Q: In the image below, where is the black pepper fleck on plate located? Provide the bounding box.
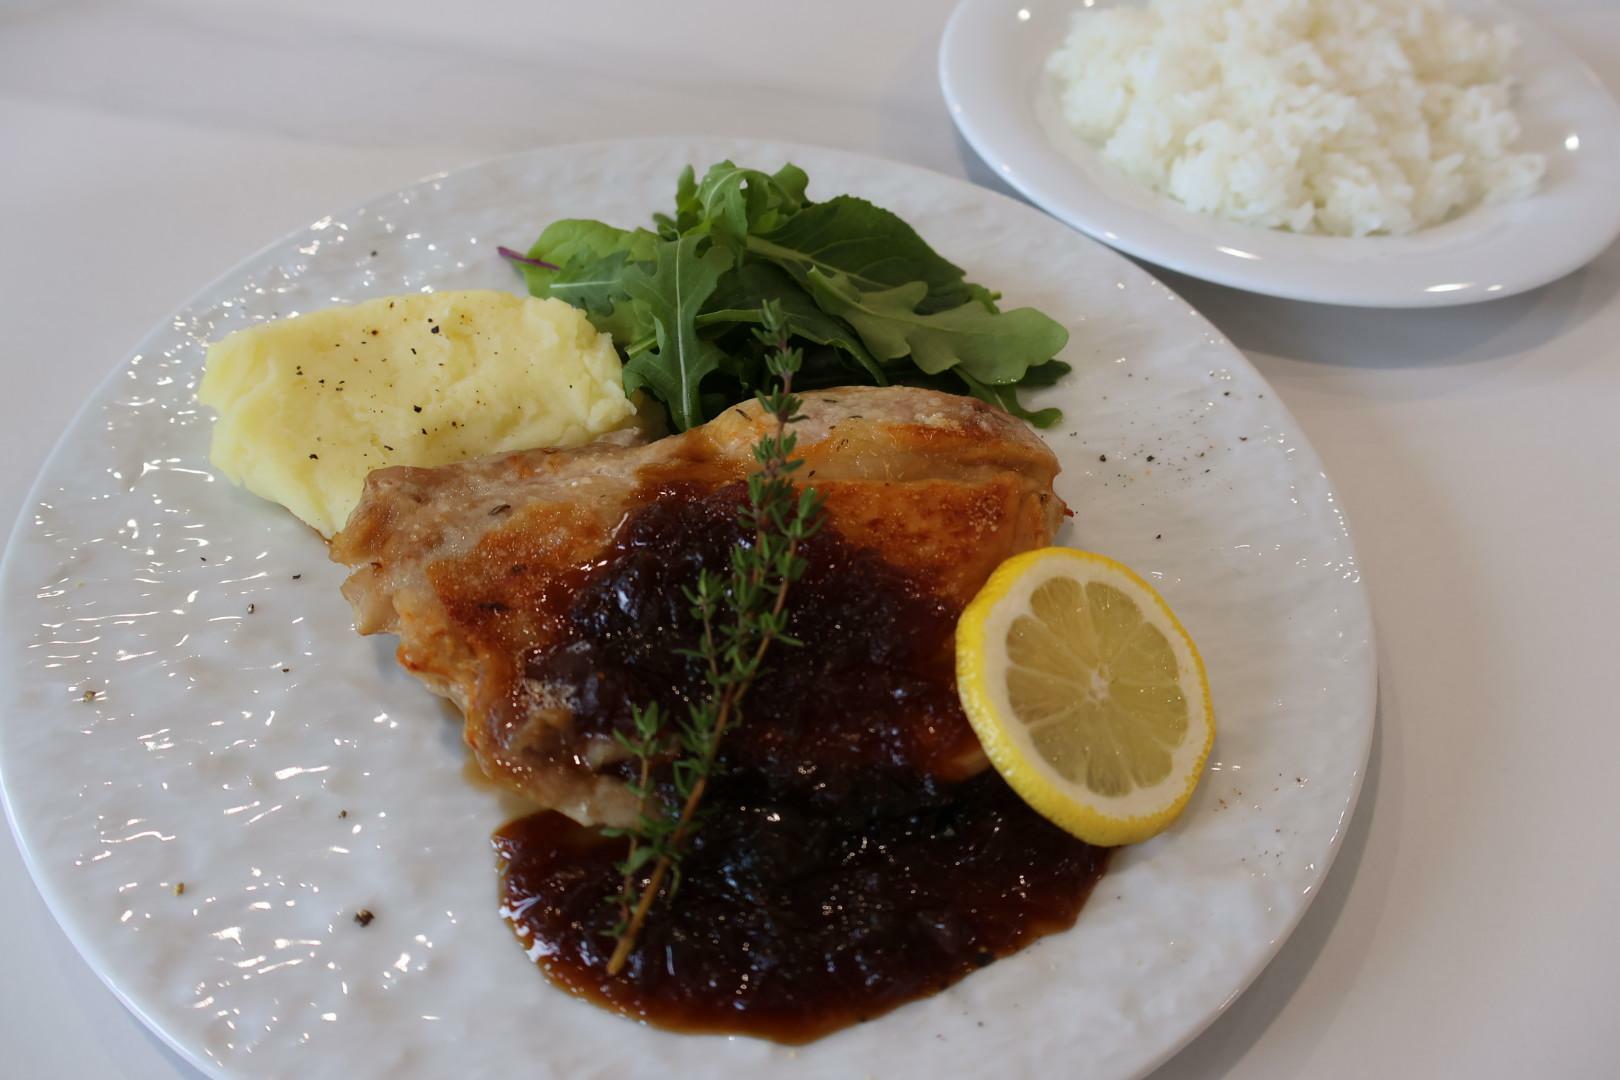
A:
[354,908,375,927]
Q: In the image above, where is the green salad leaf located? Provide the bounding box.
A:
[745,195,976,313]
[689,162,809,250]
[509,160,1071,430]
[802,269,1069,383]
[701,261,884,382]
[515,219,657,293]
[955,370,1063,428]
[619,235,730,431]
[549,252,653,352]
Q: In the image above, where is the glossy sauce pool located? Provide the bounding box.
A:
[496,483,1108,1042]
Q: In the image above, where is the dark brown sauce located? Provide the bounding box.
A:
[496,773,1108,1042]
[496,483,1108,1042]
[521,481,979,787]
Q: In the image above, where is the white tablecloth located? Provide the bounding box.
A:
[3,1,1617,1076]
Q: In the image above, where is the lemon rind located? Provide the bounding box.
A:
[956,548,1215,847]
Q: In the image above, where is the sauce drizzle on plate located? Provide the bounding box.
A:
[496,483,1107,1041]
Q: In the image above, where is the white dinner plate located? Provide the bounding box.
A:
[940,0,1620,307]
[0,138,1373,1079]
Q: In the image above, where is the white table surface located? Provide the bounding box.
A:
[2,1,1617,1076]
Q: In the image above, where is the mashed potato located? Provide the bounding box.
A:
[1047,0,1546,236]
[197,290,640,536]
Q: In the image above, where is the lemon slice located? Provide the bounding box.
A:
[955,548,1214,846]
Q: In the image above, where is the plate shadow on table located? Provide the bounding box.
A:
[952,131,1620,375]
[953,132,1028,204]
[1158,259,1620,374]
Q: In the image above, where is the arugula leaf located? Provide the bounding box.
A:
[653,165,700,238]
[686,162,811,254]
[699,261,883,382]
[746,195,979,313]
[546,251,654,350]
[547,251,631,313]
[508,160,1074,429]
[954,369,1063,428]
[771,164,809,204]
[1017,358,1073,387]
[968,283,1002,312]
[803,268,1069,385]
[521,219,657,294]
[620,236,730,430]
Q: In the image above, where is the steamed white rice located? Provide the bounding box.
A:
[1047,0,1546,236]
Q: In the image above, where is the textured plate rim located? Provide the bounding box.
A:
[0,136,1377,1080]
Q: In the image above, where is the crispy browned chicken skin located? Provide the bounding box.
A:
[330,386,1063,825]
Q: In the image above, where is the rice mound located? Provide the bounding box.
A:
[1047,0,1546,236]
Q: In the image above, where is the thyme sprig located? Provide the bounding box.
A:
[601,702,673,937]
[604,300,824,975]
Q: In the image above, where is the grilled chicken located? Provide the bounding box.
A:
[330,386,1064,826]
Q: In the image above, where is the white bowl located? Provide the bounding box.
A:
[940,0,1620,307]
